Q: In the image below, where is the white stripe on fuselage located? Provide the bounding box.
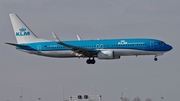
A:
[18,49,166,58]
[99,49,165,56]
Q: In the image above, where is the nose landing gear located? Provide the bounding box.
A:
[154,57,158,61]
[154,56,158,61]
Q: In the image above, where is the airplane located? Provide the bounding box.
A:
[6,13,173,64]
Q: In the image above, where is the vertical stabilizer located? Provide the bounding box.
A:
[9,14,44,44]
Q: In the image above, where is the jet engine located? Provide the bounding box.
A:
[97,51,120,59]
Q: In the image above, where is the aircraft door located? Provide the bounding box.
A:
[100,44,104,49]
[150,41,154,49]
[96,44,99,49]
[37,45,41,52]
[96,44,104,49]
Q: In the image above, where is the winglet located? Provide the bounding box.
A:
[76,35,82,41]
[52,32,61,43]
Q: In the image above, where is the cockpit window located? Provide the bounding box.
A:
[159,42,165,45]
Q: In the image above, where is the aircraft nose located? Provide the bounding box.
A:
[166,44,173,51]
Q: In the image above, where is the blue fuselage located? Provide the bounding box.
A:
[16,38,172,58]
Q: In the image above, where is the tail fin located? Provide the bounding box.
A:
[9,14,45,44]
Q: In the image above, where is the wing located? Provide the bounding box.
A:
[52,32,98,57]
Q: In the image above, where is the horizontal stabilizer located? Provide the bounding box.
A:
[5,42,28,47]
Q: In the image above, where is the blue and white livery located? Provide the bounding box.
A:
[6,14,173,64]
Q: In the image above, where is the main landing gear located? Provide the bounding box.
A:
[86,57,96,64]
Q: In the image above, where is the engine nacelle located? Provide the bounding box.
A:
[97,51,120,59]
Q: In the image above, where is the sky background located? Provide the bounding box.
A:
[0,0,180,101]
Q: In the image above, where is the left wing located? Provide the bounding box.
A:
[52,32,98,57]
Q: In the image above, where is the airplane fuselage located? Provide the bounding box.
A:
[16,38,172,59]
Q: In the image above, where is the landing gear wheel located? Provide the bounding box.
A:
[154,58,158,61]
[86,59,91,64]
[91,59,95,64]
[86,58,96,64]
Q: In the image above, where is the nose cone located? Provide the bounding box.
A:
[166,44,173,51]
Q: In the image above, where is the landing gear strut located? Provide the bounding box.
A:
[86,57,96,64]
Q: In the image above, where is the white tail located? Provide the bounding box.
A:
[9,14,47,44]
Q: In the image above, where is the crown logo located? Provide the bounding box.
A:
[118,40,128,45]
[19,27,26,32]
